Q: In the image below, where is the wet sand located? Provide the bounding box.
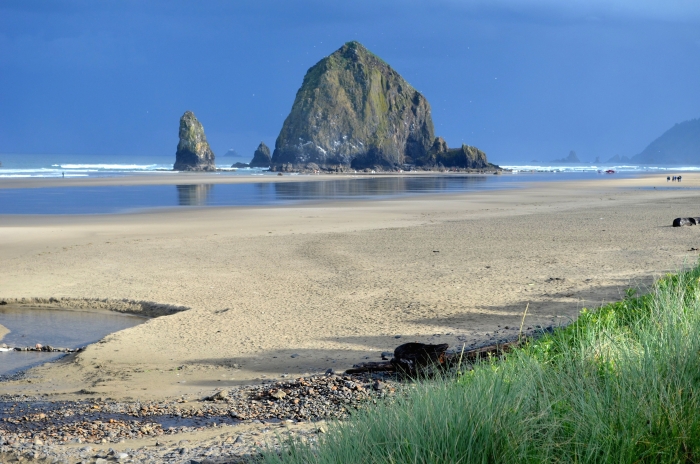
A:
[0,173,699,401]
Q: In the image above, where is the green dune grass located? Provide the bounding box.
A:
[261,263,700,463]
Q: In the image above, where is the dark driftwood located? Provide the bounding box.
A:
[345,362,395,374]
[673,217,700,227]
[447,340,521,363]
[392,342,449,376]
[345,340,522,375]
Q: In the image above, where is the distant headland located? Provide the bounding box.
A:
[630,118,700,165]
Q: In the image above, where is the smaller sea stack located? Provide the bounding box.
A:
[174,111,216,171]
[249,142,272,168]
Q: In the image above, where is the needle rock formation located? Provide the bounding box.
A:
[174,111,216,171]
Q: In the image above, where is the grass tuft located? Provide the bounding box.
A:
[261,264,700,463]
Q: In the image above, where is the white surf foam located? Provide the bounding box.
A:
[503,164,700,173]
[55,164,164,170]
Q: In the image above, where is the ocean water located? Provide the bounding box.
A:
[500,163,700,173]
[1,153,698,179]
[1,154,698,214]
[0,153,266,178]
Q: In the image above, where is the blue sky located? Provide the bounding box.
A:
[1,0,699,163]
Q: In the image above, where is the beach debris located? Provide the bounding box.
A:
[347,342,449,377]
[5,345,83,353]
[392,342,449,376]
[346,337,537,376]
[673,217,700,227]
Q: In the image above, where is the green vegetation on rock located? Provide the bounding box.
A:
[174,111,216,171]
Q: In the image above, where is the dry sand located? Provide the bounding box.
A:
[1,173,699,401]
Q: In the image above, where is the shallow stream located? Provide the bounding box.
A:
[0,306,146,377]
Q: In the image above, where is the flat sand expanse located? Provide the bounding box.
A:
[1,173,699,401]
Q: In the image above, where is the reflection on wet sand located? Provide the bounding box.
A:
[177,184,213,206]
[0,175,531,214]
[272,176,488,199]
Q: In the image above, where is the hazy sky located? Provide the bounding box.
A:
[1,0,699,163]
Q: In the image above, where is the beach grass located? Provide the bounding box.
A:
[260,263,700,463]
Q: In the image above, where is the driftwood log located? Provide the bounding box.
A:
[345,340,522,376]
[392,342,449,376]
[673,217,700,227]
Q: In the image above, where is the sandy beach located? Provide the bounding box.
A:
[1,173,699,401]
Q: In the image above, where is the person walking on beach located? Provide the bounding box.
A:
[678,175,682,182]
[62,172,64,178]
[667,176,670,181]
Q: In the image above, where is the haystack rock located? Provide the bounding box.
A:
[249,142,272,168]
[174,111,216,171]
[271,41,436,171]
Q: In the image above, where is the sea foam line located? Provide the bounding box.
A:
[53,163,166,170]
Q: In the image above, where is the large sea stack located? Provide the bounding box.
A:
[249,142,272,167]
[271,41,436,171]
[174,111,216,171]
